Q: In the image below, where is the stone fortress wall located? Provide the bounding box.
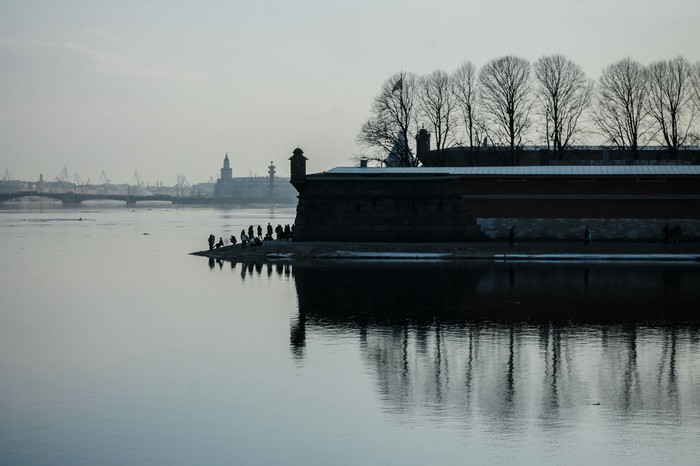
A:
[289,148,700,242]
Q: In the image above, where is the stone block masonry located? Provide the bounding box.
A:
[478,218,700,241]
[289,148,700,242]
[293,178,485,242]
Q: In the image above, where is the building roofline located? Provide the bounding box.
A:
[319,166,700,178]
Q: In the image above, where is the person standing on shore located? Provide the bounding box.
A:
[208,234,215,250]
[672,225,682,244]
[584,226,593,245]
[663,223,672,242]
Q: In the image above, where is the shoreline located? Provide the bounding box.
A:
[190,240,700,262]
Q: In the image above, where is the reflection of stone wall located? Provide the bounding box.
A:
[293,262,700,323]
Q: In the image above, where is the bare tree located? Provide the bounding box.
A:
[453,61,482,151]
[646,56,697,155]
[688,62,700,143]
[357,71,419,166]
[417,69,458,165]
[534,55,593,154]
[478,56,533,165]
[594,58,652,154]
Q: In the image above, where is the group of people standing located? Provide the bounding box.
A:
[207,222,295,250]
[663,223,683,244]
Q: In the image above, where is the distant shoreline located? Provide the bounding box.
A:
[191,240,700,263]
[171,198,296,206]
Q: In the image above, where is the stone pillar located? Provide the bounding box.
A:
[268,161,276,194]
[290,148,307,187]
[61,192,77,205]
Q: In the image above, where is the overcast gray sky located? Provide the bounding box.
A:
[1,0,699,184]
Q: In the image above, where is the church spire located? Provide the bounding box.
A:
[221,153,232,180]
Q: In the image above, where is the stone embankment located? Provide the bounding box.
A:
[191,241,700,262]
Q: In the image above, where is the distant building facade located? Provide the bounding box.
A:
[213,154,297,204]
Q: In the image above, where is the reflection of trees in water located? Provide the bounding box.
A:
[353,322,699,425]
[288,261,700,422]
[213,261,292,280]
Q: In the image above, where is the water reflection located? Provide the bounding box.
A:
[219,260,700,422]
[206,258,292,278]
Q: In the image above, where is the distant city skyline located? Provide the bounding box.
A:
[2,0,699,184]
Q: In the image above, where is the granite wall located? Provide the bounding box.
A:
[477,218,700,241]
[293,178,484,242]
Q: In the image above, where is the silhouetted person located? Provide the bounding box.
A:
[208,234,215,250]
[508,225,517,246]
[672,225,682,244]
[257,225,263,238]
[663,223,671,242]
[275,224,283,240]
[215,237,224,249]
[240,230,249,246]
[284,224,291,241]
[267,222,273,238]
[230,235,237,245]
[584,226,593,245]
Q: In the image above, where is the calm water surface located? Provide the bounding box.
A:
[1,203,699,465]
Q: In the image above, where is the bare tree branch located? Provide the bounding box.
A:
[356,71,420,166]
[534,54,593,154]
[593,58,653,154]
[417,69,458,165]
[452,61,483,152]
[477,56,533,165]
[646,56,698,155]
[692,62,700,110]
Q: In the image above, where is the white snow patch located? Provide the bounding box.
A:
[266,253,296,260]
[495,253,700,262]
[318,251,452,260]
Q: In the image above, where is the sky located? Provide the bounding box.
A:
[1,0,699,185]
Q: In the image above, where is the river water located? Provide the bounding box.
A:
[1,203,699,465]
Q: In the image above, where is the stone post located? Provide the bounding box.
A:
[290,148,307,188]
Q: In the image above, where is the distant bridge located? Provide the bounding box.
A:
[0,191,176,205]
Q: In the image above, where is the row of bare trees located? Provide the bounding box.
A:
[357,55,700,166]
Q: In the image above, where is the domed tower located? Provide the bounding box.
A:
[220,153,232,180]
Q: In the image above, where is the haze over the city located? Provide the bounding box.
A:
[2,0,699,185]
